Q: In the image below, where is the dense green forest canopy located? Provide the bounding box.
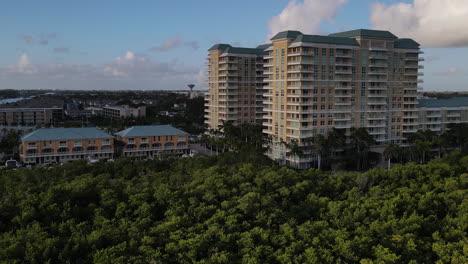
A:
[0,150,466,263]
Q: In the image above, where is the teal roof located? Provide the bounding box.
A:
[21,127,113,142]
[329,29,397,39]
[418,97,468,108]
[293,34,359,46]
[271,30,303,40]
[394,38,420,49]
[208,44,265,55]
[208,44,231,51]
[116,125,189,137]
[256,43,272,50]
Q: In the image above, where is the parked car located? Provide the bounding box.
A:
[5,160,19,169]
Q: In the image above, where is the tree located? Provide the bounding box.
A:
[304,134,329,170]
[412,139,432,164]
[383,143,401,170]
[284,139,304,168]
[327,128,346,161]
[350,128,375,170]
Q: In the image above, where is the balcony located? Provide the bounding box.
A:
[369,63,388,68]
[335,52,352,58]
[334,86,352,90]
[335,102,352,106]
[334,124,352,129]
[335,94,352,98]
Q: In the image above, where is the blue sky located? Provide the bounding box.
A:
[0,0,467,91]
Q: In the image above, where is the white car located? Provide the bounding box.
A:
[5,160,19,169]
[87,156,99,164]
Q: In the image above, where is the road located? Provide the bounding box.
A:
[190,144,219,157]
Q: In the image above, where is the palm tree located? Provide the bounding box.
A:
[383,143,401,170]
[327,128,346,161]
[305,134,329,170]
[218,120,235,137]
[413,139,431,164]
[350,128,376,170]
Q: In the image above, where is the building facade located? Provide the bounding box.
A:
[116,125,189,158]
[418,97,468,132]
[20,127,114,165]
[260,29,423,168]
[0,107,63,126]
[102,105,146,119]
[204,44,267,129]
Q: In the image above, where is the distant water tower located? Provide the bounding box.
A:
[187,84,195,99]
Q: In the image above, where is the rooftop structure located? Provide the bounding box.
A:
[22,127,113,141]
[116,125,190,158]
[20,127,114,165]
[116,125,189,137]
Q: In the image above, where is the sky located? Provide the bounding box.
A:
[0,0,467,91]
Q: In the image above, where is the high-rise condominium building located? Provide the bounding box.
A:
[204,44,268,129]
[262,29,423,168]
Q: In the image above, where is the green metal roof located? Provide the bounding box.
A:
[270,30,303,40]
[418,97,468,108]
[116,125,189,137]
[329,29,397,39]
[293,34,359,46]
[208,44,265,55]
[256,43,272,50]
[394,38,420,49]
[208,44,231,51]
[21,127,113,142]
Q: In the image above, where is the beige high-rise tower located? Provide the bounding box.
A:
[204,44,267,129]
[262,29,423,168]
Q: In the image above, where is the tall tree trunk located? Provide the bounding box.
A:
[318,155,321,170]
[388,158,391,170]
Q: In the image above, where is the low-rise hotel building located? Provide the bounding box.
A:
[116,125,189,158]
[0,107,63,126]
[102,105,146,119]
[418,97,468,132]
[20,127,114,165]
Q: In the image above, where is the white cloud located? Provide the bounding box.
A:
[150,35,200,52]
[433,67,462,76]
[267,0,347,39]
[0,51,199,85]
[6,53,37,74]
[19,35,34,45]
[53,46,70,53]
[370,0,468,48]
[103,51,197,79]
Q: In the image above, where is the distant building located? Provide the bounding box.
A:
[418,97,468,133]
[0,107,63,126]
[116,125,189,158]
[102,105,146,119]
[20,127,114,165]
